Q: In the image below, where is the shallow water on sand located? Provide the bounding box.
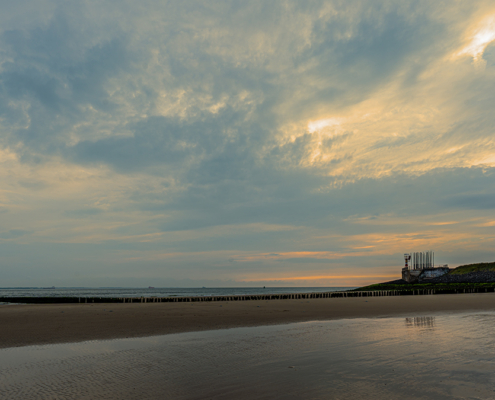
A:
[1,312,495,399]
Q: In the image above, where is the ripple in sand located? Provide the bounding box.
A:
[1,312,495,399]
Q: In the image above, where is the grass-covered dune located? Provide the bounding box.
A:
[352,282,495,292]
[450,262,495,274]
[353,261,495,291]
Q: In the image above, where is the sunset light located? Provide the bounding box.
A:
[307,117,341,133]
[0,1,494,288]
[456,13,495,66]
[2,3,495,398]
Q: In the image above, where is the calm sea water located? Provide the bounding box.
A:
[1,311,494,399]
[0,287,354,298]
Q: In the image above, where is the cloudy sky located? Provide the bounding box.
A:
[1,0,495,287]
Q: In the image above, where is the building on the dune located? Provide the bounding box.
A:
[402,251,449,283]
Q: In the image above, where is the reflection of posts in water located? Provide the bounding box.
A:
[405,317,435,329]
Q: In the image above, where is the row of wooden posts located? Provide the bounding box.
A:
[0,286,493,304]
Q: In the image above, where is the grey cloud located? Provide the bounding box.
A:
[70,116,194,171]
[0,12,132,153]
[445,193,495,210]
[1,0,474,188]
[157,226,305,253]
[18,180,47,190]
[2,18,123,108]
[0,229,31,239]
[150,167,495,233]
[277,255,372,263]
[64,208,103,218]
[277,258,345,263]
[287,2,447,118]
[371,136,410,150]
[1,0,455,161]
[70,107,265,174]
[483,42,495,67]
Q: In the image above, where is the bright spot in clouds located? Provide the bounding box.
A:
[457,14,495,66]
[308,118,341,134]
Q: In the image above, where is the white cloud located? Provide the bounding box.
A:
[456,13,495,69]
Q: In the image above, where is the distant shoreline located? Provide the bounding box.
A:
[0,287,355,300]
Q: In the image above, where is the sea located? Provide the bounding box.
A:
[1,311,494,399]
[0,287,354,299]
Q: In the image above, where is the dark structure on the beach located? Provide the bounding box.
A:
[402,251,449,283]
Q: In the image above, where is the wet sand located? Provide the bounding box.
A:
[2,312,495,399]
[1,293,495,348]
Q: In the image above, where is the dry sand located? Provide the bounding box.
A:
[1,293,495,348]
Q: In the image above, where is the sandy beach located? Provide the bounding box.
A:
[1,292,495,348]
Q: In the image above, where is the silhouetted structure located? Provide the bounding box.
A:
[402,251,449,283]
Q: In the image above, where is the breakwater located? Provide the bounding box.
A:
[1,286,494,304]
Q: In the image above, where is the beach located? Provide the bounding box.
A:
[1,292,495,348]
[2,308,495,399]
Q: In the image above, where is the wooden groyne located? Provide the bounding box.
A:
[1,287,494,304]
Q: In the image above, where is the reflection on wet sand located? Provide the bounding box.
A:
[1,312,494,399]
[405,316,435,329]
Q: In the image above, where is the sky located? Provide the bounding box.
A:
[1,0,495,288]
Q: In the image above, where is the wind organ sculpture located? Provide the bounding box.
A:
[402,251,449,283]
[403,251,434,270]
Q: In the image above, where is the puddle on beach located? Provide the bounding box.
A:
[1,312,495,399]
